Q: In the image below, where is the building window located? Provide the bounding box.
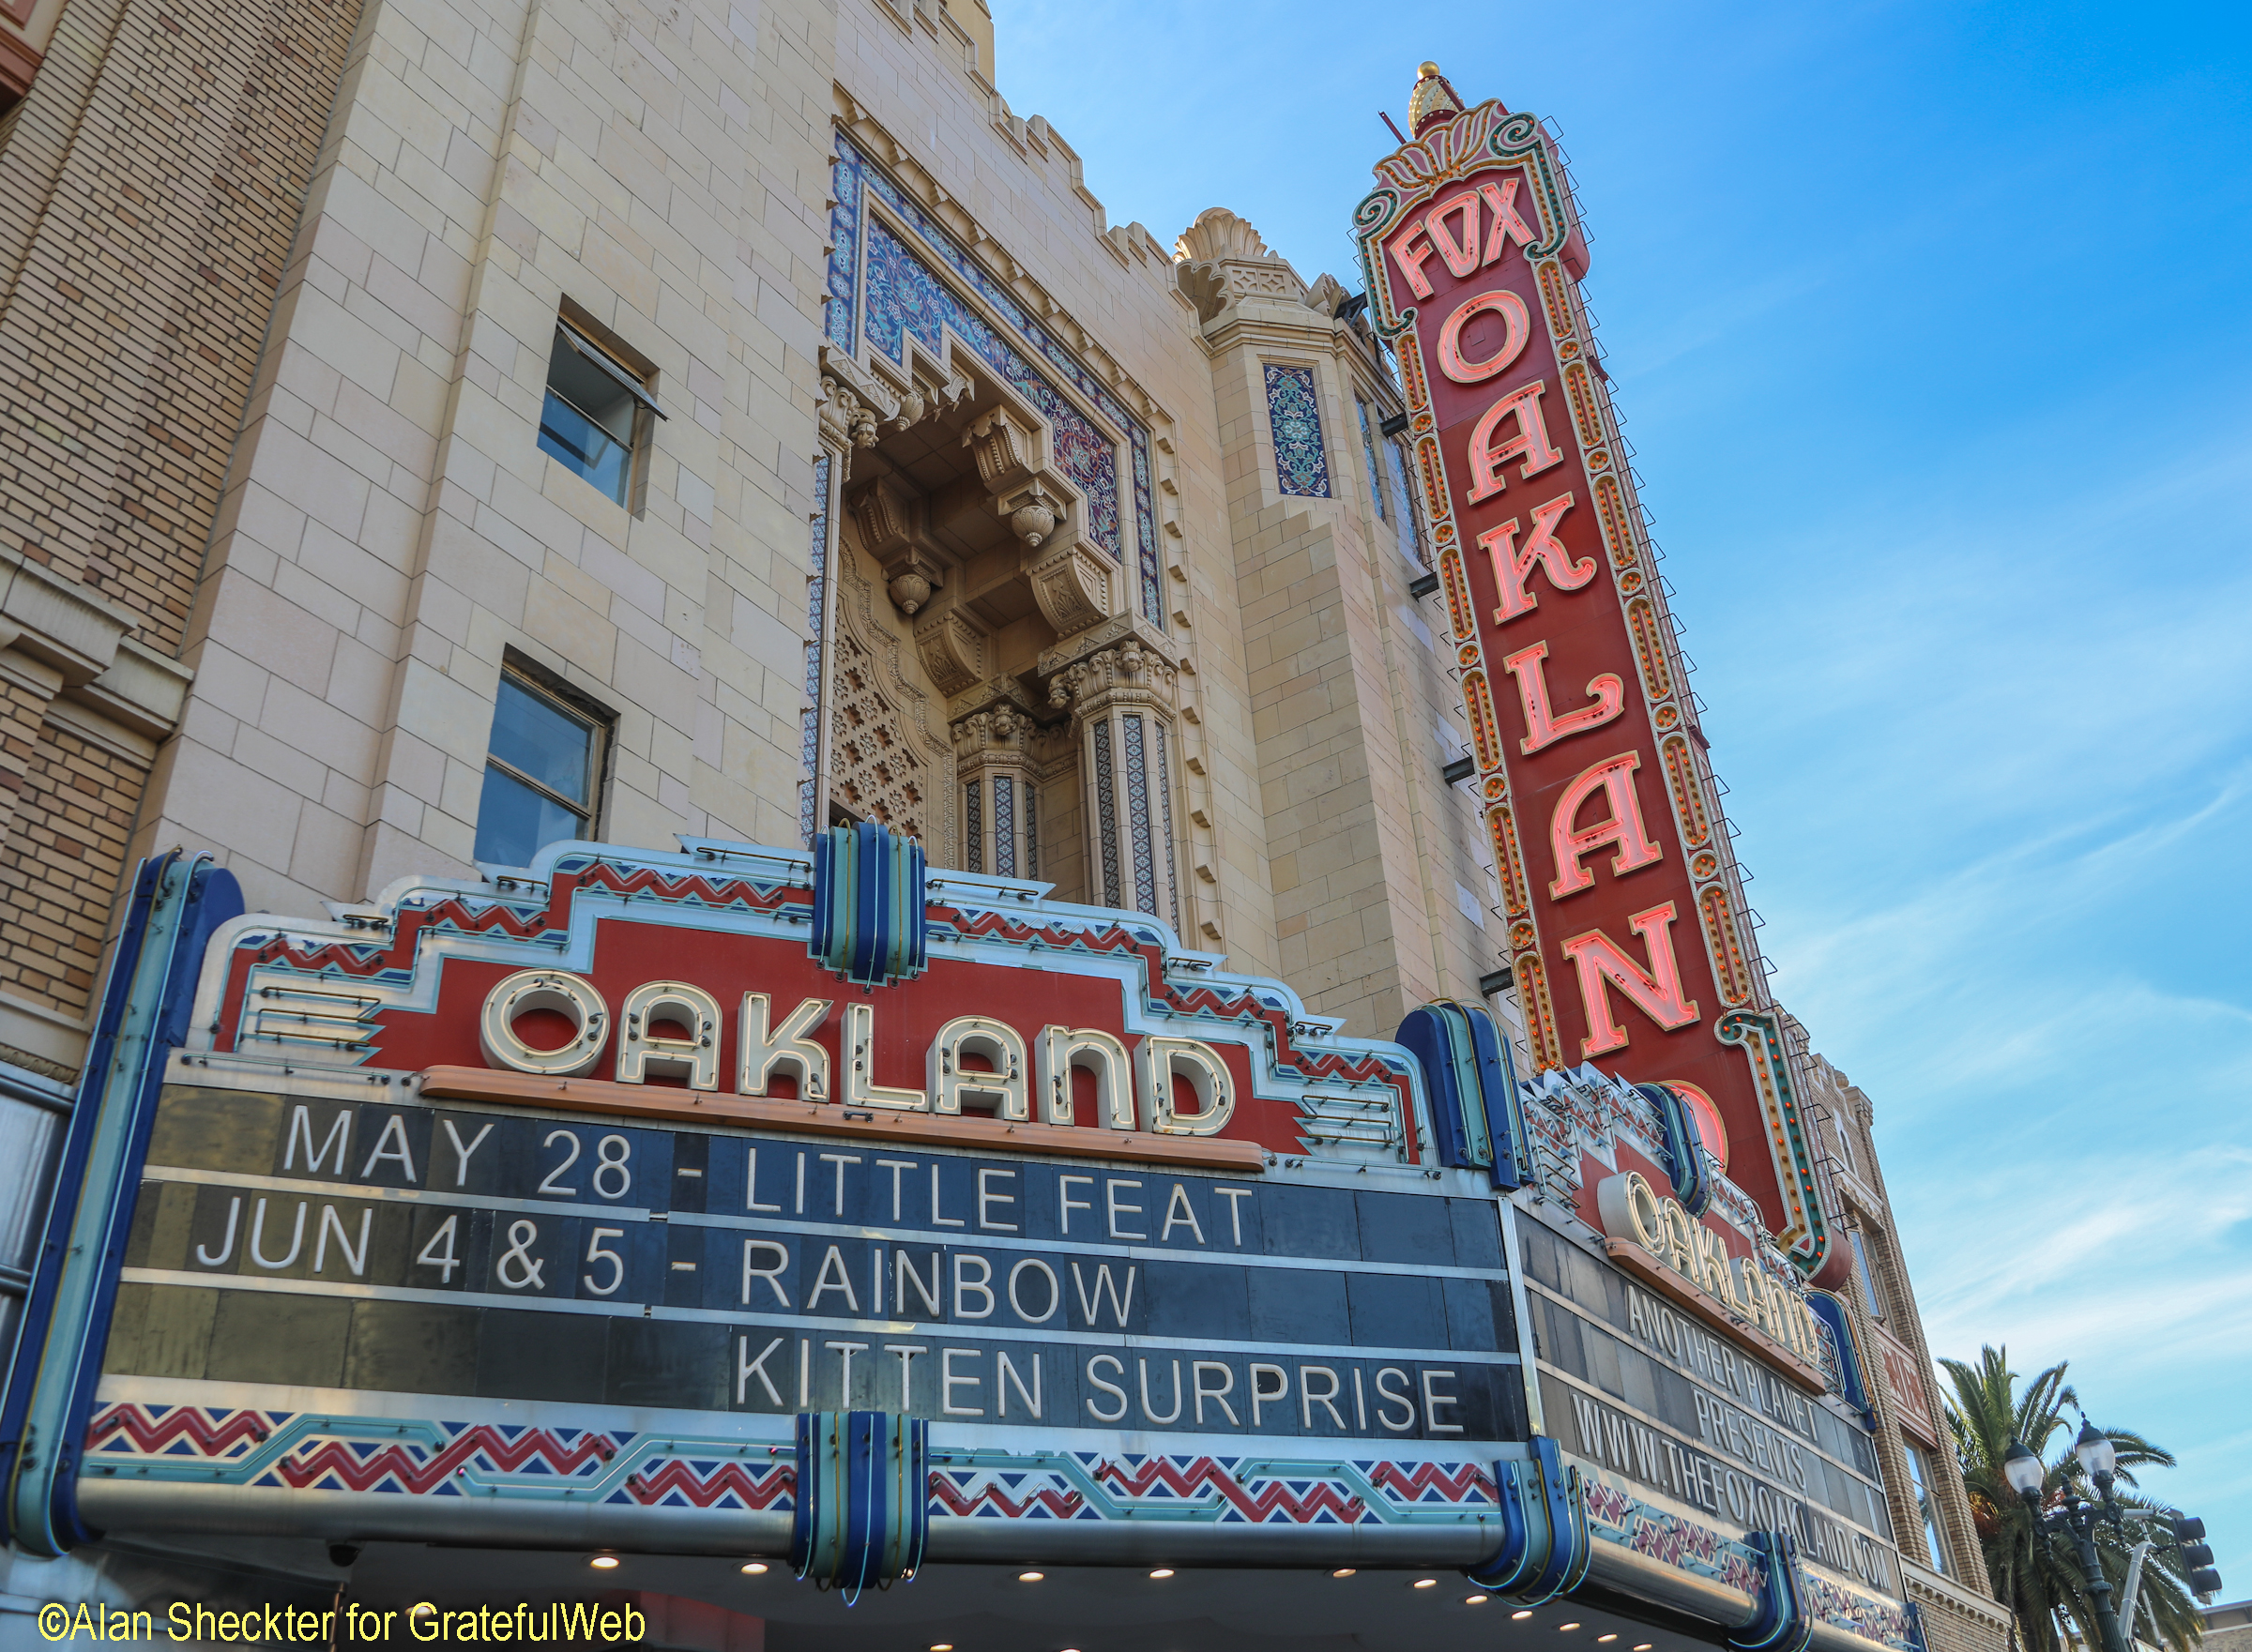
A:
[538,315,662,507]
[474,666,609,868]
[1905,1446,1950,1575]
[1851,1228,1891,1323]
[1356,399,1387,519]
[1384,434,1428,568]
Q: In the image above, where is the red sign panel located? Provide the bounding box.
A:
[1358,102,1826,1266]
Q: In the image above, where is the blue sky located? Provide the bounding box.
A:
[994,0,2252,1589]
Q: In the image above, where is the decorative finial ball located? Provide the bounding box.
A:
[1419,61,1440,77]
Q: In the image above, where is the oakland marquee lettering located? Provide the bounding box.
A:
[476,967,1236,1138]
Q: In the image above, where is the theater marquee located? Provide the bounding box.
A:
[0,833,1917,1649]
[1356,72,1836,1281]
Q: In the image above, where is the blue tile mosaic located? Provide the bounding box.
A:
[1092,720,1121,908]
[964,781,983,874]
[1266,363,1331,498]
[1156,724,1179,930]
[1024,774,1039,876]
[865,221,1124,562]
[1123,713,1156,917]
[829,135,1164,629]
[799,452,833,846]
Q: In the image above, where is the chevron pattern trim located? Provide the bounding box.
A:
[85,1404,794,1511]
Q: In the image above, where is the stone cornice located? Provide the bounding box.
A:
[1903,1563,2014,1629]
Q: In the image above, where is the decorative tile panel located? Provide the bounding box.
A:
[1025,775,1039,876]
[964,781,982,873]
[830,136,1164,629]
[1156,732,1179,930]
[799,452,834,846]
[865,221,1124,561]
[1266,363,1331,498]
[1092,720,1120,908]
[993,774,1015,877]
[1122,713,1155,916]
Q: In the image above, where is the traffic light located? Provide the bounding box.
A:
[2170,1514,2223,1599]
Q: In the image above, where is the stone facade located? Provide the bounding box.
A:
[1801,1046,2014,1652]
[0,6,2004,1647]
[0,0,1517,1071]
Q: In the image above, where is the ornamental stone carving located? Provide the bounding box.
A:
[913,610,985,698]
[1174,206,1271,264]
[848,473,945,616]
[1027,539,1114,638]
[950,688,1043,881]
[1173,206,1308,323]
[1047,637,1178,721]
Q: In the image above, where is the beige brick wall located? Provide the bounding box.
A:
[0,0,360,1074]
[0,716,145,1019]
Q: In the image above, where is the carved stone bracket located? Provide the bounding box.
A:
[913,610,986,698]
[1025,538,1114,638]
[963,405,1045,491]
[848,474,946,615]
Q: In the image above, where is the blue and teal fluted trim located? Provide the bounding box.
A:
[1804,1291,1876,1431]
[0,852,244,1556]
[1641,1083,1712,1216]
[811,822,927,988]
[1732,1530,1814,1652]
[1468,1435,1590,1601]
[791,1411,927,1603]
[1396,999,1535,1189]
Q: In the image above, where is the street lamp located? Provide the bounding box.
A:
[2006,1432,2129,1652]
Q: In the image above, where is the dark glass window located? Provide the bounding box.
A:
[474,671,606,868]
[538,325,649,506]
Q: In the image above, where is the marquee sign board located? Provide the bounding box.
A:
[1354,81,1836,1282]
[1,840,1920,1650]
[1518,1218,1903,1602]
[8,836,1542,1570]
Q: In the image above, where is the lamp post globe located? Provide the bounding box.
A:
[2002,1438,2047,1503]
[2075,1419,2119,1499]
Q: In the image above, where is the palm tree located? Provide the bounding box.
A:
[1940,1346,2203,1652]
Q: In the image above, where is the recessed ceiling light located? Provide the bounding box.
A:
[1149,1568,1175,1579]
[1636,1644,1655,1649]
[1560,1624,1583,1632]
[1413,1578,1438,1589]
[1332,1568,1357,1578]
[588,1555,619,1570]
[1018,1570,1044,1583]
[1599,1637,1618,1644]
[929,1645,953,1652]
[1466,1595,1491,1605]
[740,1562,768,1575]
[1514,1611,1536,1621]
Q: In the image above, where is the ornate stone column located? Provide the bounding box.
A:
[950,690,1041,880]
[1046,627,1181,926]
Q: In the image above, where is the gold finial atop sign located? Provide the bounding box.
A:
[1408,62,1466,135]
